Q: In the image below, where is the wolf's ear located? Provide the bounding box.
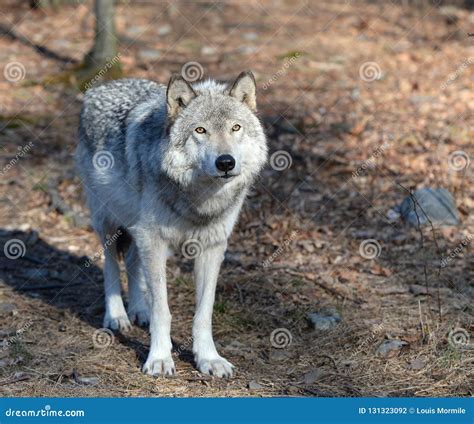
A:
[229,70,257,112]
[166,75,196,120]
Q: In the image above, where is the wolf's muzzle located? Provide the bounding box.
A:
[215,154,236,173]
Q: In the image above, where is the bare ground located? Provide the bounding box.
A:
[0,0,473,397]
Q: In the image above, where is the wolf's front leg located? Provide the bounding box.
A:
[193,243,234,378]
[135,233,175,376]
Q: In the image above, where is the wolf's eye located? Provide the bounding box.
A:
[232,124,241,132]
[195,127,206,134]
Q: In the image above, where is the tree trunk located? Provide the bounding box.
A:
[79,0,122,91]
[86,0,118,67]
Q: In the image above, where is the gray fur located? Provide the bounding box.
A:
[76,71,267,377]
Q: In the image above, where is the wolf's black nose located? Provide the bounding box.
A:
[215,154,235,172]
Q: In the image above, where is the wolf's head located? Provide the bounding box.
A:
[162,71,267,191]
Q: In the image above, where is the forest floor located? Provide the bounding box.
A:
[0,0,472,397]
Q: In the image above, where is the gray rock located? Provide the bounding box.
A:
[0,303,18,316]
[409,284,429,296]
[307,310,341,331]
[74,375,100,386]
[399,188,459,227]
[409,357,425,370]
[269,349,291,362]
[248,380,263,390]
[303,368,324,384]
[376,340,408,358]
[138,49,161,61]
[201,46,217,56]
[158,24,172,36]
[242,32,259,41]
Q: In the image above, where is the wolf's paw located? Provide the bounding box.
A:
[128,308,150,327]
[142,355,176,377]
[195,355,234,378]
[103,313,132,333]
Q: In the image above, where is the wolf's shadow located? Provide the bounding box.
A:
[0,228,195,366]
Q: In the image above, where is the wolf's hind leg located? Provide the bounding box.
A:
[125,242,150,327]
[100,228,131,332]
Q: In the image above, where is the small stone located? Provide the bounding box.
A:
[248,380,263,390]
[376,340,408,358]
[18,223,31,232]
[0,303,18,317]
[242,32,258,41]
[386,208,400,222]
[75,375,99,386]
[409,357,425,370]
[303,369,324,384]
[158,24,172,36]
[238,46,258,55]
[307,310,341,331]
[138,49,161,61]
[201,46,217,55]
[269,349,291,362]
[399,188,460,227]
[409,284,429,296]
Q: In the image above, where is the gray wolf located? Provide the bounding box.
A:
[76,71,267,377]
